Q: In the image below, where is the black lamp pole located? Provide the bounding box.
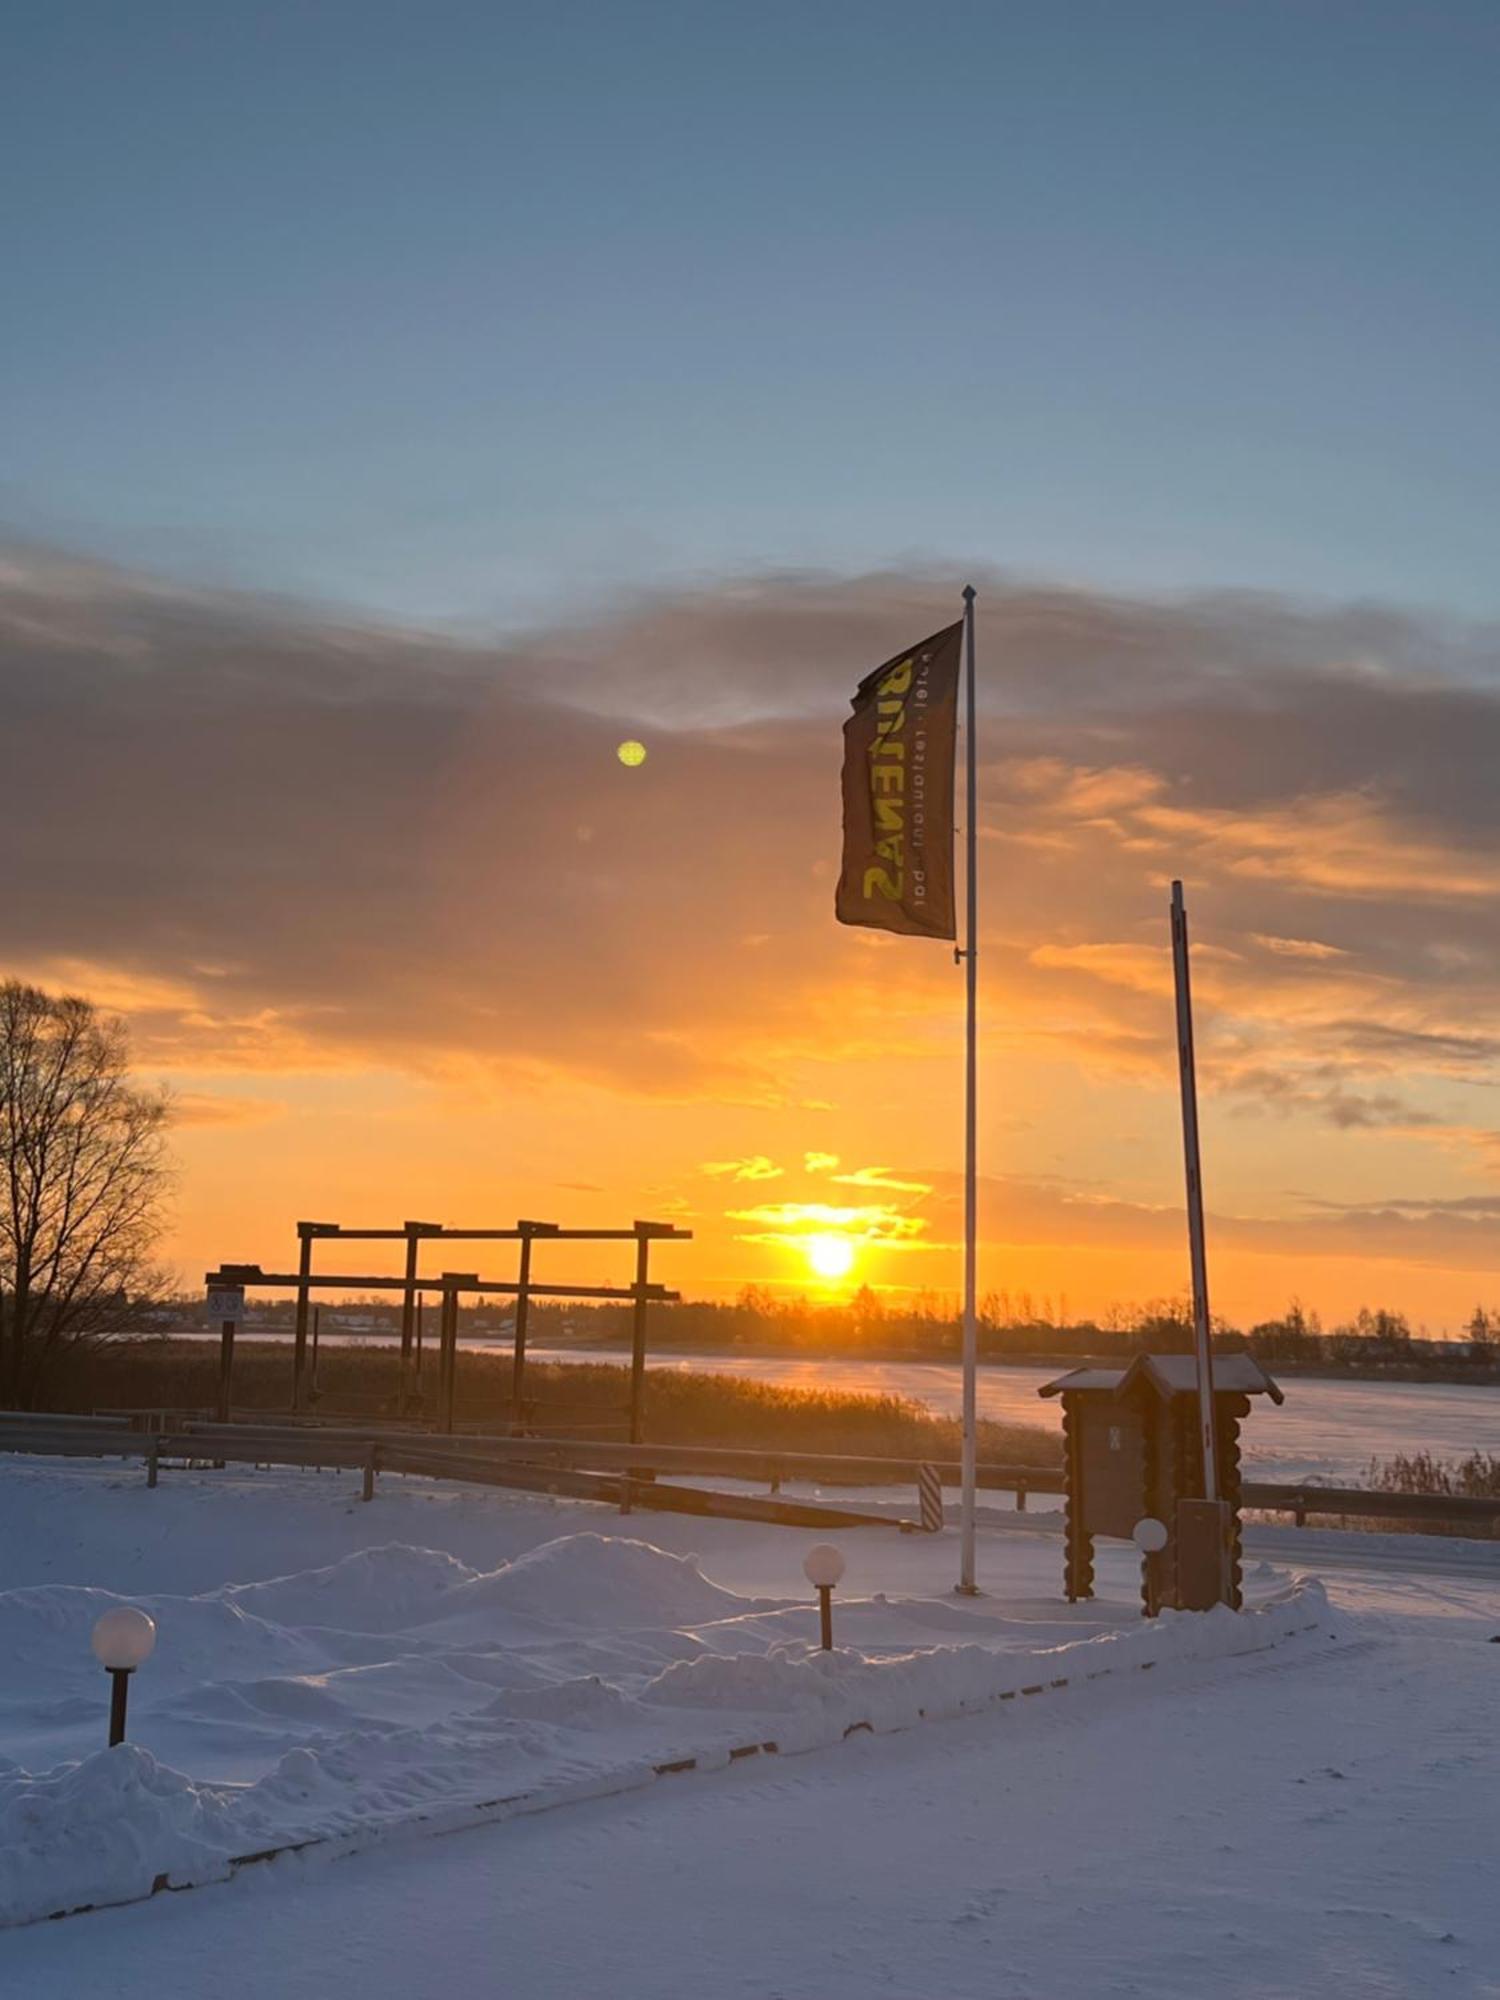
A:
[107,1667,133,1747]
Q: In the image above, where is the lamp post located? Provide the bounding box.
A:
[91,1607,156,1747]
[802,1543,846,1651]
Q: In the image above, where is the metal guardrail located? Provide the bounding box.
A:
[0,1416,1496,1535]
[1241,1479,1500,1529]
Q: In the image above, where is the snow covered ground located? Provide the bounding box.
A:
[1,1457,1496,1997]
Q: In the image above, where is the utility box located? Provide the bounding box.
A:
[1039,1354,1283,1615]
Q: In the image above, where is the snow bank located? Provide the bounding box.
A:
[0,1746,239,1920]
[0,1521,1333,1929]
[432,1533,753,1631]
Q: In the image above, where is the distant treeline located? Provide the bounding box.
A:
[141,1288,1500,1381]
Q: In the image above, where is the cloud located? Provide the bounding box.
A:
[803,1151,840,1173]
[831,1165,934,1195]
[700,1156,784,1182]
[6,544,1500,1168]
[170,1091,286,1129]
[1252,935,1348,961]
[728,1200,929,1249]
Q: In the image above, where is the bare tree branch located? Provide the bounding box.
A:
[0,982,172,1406]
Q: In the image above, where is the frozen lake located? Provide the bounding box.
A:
[532,1346,1500,1485]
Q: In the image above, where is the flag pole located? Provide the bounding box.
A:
[1170,880,1220,1506]
[957,584,979,1595]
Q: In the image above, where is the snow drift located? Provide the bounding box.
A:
[0,1521,1332,1929]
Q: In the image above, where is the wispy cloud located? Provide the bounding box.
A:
[701,1156,784,1182]
[831,1165,934,1195]
[728,1200,929,1250]
[170,1091,286,1129]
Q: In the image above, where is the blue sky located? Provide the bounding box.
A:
[6,0,1499,625]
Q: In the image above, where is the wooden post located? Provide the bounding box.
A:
[440,1287,456,1433]
[400,1227,420,1373]
[362,1440,377,1502]
[628,1227,651,1446]
[292,1226,314,1414]
[439,1277,475,1433]
[146,1435,159,1489]
[511,1230,534,1431]
[400,1223,439,1411]
[217,1319,235,1424]
[310,1305,320,1400]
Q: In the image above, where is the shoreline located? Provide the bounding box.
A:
[149,1328,1500,1391]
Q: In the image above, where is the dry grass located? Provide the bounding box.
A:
[47,1338,1059,1466]
[1367,1450,1500,1499]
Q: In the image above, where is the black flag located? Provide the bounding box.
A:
[835,622,961,939]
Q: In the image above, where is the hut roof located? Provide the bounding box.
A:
[1039,1352,1284,1405]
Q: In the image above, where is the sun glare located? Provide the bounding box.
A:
[805,1233,856,1282]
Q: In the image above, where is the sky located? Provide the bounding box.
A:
[4,3,1500,1327]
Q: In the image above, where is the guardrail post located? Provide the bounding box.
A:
[1294,1492,1307,1528]
[1016,1479,1028,1512]
[146,1435,159,1489]
[362,1440,378,1502]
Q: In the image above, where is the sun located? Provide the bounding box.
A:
[805,1233,856,1282]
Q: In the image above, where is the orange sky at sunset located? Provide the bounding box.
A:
[4,550,1500,1332]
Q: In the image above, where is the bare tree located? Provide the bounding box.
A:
[0,982,171,1407]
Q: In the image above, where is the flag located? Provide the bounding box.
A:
[835,621,961,939]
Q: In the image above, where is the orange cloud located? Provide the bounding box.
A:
[9,549,1500,1325]
[700,1156,784,1182]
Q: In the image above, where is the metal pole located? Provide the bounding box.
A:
[957,584,980,1595]
[818,1584,834,1651]
[511,1230,534,1429]
[108,1667,131,1748]
[292,1227,313,1414]
[1170,881,1220,1503]
[628,1228,650,1445]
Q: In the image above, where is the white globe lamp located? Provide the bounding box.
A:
[803,1544,846,1650]
[92,1606,157,1746]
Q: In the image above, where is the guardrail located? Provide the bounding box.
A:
[0,1416,1495,1536]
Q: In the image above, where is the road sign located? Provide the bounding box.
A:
[206,1285,244,1325]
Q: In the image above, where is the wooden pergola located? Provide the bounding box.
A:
[207,1215,691,1435]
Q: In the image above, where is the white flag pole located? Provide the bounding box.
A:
[957,584,980,1595]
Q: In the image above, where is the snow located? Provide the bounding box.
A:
[0,1456,1495,1995]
